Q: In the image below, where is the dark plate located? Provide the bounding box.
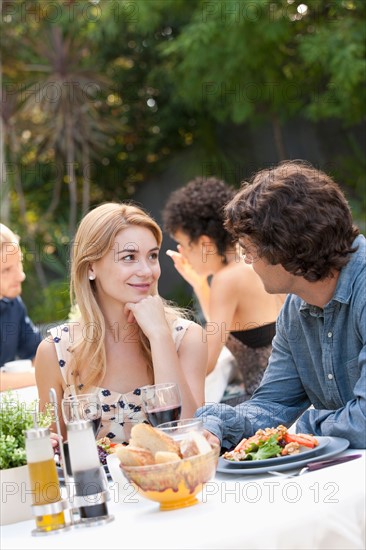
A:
[222,436,330,468]
[216,436,350,475]
[57,464,110,483]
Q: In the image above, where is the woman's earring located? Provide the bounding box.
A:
[89,274,96,281]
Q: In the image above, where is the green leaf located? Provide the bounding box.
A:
[0,391,54,470]
[247,435,282,461]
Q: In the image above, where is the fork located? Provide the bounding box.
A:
[268,453,362,478]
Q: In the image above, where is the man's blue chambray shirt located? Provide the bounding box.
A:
[196,234,366,449]
[0,296,42,367]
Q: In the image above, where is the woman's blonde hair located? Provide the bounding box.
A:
[69,202,170,392]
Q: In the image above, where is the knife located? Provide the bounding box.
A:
[304,453,362,472]
[268,453,362,477]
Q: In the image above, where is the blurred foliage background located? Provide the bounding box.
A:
[1,0,365,323]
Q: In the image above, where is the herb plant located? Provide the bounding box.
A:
[0,392,53,470]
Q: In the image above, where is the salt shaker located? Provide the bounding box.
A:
[25,426,67,535]
[67,419,113,525]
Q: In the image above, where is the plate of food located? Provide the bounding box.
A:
[217,433,350,475]
[221,425,328,468]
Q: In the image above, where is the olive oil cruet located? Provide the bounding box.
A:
[25,411,69,535]
[25,388,113,533]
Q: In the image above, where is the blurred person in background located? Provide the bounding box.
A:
[0,223,41,390]
[162,177,285,405]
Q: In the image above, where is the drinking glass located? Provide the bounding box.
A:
[61,393,102,437]
[156,418,203,441]
[141,383,182,427]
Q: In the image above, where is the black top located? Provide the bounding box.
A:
[230,322,276,349]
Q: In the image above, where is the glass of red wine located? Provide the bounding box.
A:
[61,393,102,437]
[141,383,182,427]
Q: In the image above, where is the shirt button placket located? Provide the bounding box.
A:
[325,331,334,384]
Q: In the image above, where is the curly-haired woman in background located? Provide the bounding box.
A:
[162,177,285,405]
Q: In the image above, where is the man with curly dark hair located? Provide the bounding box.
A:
[162,177,284,403]
[196,161,366,449]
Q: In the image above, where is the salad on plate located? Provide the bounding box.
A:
[223,425,318,462]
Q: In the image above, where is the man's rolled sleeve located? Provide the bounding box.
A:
[196,402,251,450]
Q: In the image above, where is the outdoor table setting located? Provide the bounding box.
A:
[1,398,365,550]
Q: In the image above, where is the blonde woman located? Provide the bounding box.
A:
[35,203,207,442]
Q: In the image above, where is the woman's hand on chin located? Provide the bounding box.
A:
[124,295,168,339]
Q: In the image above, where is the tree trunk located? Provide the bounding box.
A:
[81,142,90,215]
[9,126,47,288]
[0,31,10,223]
[66,116,77,236]
[45,154,63,218]
[0,115,9,221]
[271,113,287,161]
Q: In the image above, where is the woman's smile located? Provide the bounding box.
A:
[127,282,152,291]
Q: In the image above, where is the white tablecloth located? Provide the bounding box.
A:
[1,450,365,550]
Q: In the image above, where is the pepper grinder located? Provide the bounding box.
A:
[67,419,114,526]
[25,423,68,536]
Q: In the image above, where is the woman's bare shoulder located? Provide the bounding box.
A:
[212,260,254,288]
[232,261,265,288]
[176,318,204,342]
[35,336,59,363]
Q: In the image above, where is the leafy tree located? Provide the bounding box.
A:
[298,0,366,124]
[20,24,114,235]
[136,0,365,161]
[1,0,364,320]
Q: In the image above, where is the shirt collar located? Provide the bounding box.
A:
[299,234,365,312]
[331,234,365,304]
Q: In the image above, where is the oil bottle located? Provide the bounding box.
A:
[25,426,66,534]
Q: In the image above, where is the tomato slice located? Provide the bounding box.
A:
[284,433,318,448]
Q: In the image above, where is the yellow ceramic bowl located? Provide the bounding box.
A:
[120,445,220,511]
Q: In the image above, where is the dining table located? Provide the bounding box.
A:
[1,386,365,549]
[1,448,364,549]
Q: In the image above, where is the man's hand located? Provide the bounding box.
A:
[203,429,220,448]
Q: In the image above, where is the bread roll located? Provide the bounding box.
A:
[180,438,199,458]
[116,445,155,467]
[129,423,181,456]
[155,451,181,464]
[180,431,212,458]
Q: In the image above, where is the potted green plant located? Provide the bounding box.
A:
[0,391,53,525]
